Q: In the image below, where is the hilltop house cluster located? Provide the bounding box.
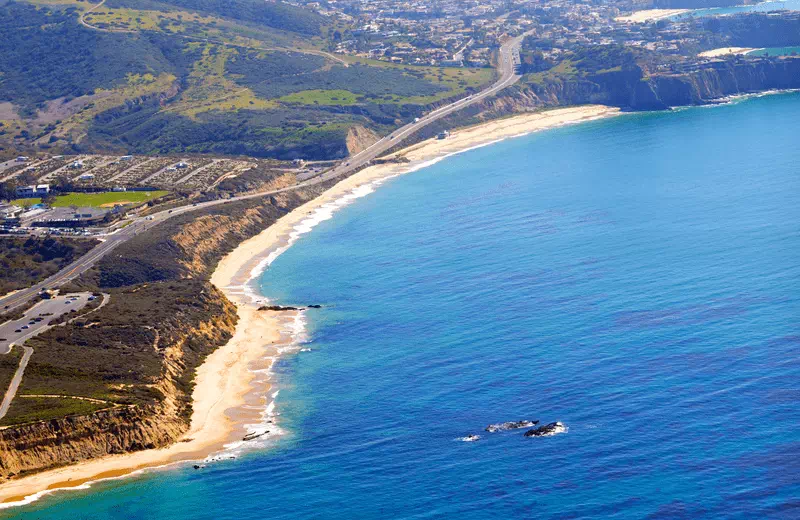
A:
[311,0,766,70]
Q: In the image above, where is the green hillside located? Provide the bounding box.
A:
[0,1,494,160]
[105,0,327,35]
[0,3,185,111]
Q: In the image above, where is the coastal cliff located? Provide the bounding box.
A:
[345,125,381,156]
[0,282,237,479]
[0,185,327,480]
[491,57,800,116]
[0,405,184,479]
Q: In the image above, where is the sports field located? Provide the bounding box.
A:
[12,191,168,208]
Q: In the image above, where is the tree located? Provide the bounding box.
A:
[0,181,16,202]
[42,192,57,206]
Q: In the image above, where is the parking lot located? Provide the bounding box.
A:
[0,293,94,354]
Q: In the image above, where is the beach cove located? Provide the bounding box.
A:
[0,104,620,509]
[4,91,800,518]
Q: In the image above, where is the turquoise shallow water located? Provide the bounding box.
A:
[749,47,800,57]
[6,92,800,518]
[676,0,800,17]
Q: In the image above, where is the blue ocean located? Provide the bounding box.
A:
[6,92,800,519]
[678,0,800,18]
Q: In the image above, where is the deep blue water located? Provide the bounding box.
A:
[6,92,800,519]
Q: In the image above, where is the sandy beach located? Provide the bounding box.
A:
[698,47,761,58]
[0,104,620,508]
[615,8,690,23]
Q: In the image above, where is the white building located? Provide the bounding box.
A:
[15,184,50,197]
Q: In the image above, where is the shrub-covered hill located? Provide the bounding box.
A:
[0,1,493,160]
[0,3,194,112]
[0,237,99,296]
[105,0,327,36]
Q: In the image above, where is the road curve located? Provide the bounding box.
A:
[0,33,528,314]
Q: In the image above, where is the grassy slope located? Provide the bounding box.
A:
[0,397,109,427]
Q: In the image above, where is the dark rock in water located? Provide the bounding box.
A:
[307,304,322,308]
[193,465,201,470]
[524,422,566,437]
[258,305,302,311]
[485,420,538,433]
[243,431,268,441]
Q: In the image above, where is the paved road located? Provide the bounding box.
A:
[0,347,32,420]
[0,159,21,175]
[0,293,93,354]
[0,32,528,314]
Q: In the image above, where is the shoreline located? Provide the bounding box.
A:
[0,104,620,509]
[615,8,690,23]
[698,46,762,58]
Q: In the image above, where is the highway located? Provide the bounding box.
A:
[0,32,529,314]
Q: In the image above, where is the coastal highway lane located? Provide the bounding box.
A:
[0,32,529,314]
[310,31,528,183]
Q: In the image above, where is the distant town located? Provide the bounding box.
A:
[296,0,798,68]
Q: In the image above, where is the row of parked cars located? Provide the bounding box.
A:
[14,316,44,333]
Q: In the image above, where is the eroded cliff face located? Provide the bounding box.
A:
[469,57,800,121]
[0,188,330,480]
[0,290,237,479]
[642,58,800,109]
[0,405,183,479]
[346,125,381,156]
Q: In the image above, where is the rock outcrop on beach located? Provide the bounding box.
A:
[259,305,303,311]
[258,304,322,311]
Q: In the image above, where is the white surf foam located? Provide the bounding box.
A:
[456,435,481,442]
[0,461,183,510]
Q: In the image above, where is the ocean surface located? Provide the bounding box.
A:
[676,0,800,17]
[749,46,800,57]
[6,92,800,518]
